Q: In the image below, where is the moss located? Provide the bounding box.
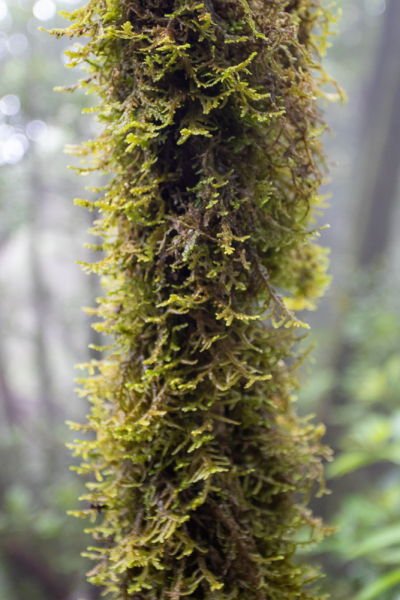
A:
[51,1,340,598]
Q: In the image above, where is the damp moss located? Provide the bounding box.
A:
[51,1,340,598]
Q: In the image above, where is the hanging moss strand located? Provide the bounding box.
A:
[51,1,340,598]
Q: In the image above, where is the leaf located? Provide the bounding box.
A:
[348,523,400,559]
[373,547,400,565]
[328,446,400,479]
[326,451,373,478]
[353,568,400,600]
[177,126,212,145]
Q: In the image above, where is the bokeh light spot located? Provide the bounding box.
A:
[1,135,27,163]
[0,95,21,116]
[33,0,56,21]
[365,0,386,16]
[8,33,28,55]
[0,37,7,60]
[0,13,12,31]
[14,133,29,153]
[0,1,7,21]
[27,120,47,141]
[0,124,13,141]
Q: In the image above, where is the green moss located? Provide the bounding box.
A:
[51,1,340,597]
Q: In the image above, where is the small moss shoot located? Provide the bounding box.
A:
[51,1,340,598]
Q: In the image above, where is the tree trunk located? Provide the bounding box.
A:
[318,0,400,518]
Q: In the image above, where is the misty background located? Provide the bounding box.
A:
[0,0,399,598]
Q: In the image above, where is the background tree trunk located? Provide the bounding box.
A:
[318,0,400,518]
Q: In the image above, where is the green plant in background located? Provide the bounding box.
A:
[0,450,90,600]
[315,278,400,600]
[51,0,340,598]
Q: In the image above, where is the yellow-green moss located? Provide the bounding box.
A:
[51,1,340,597]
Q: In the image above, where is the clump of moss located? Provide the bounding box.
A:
[51,1,340,598]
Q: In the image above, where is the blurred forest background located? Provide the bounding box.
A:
[0,0,400,598]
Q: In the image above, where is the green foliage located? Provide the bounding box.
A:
[0,429,92,600]
[317,280,400,600]
[51,0,340,598]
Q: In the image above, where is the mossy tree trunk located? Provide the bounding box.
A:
[52,1,338,598]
